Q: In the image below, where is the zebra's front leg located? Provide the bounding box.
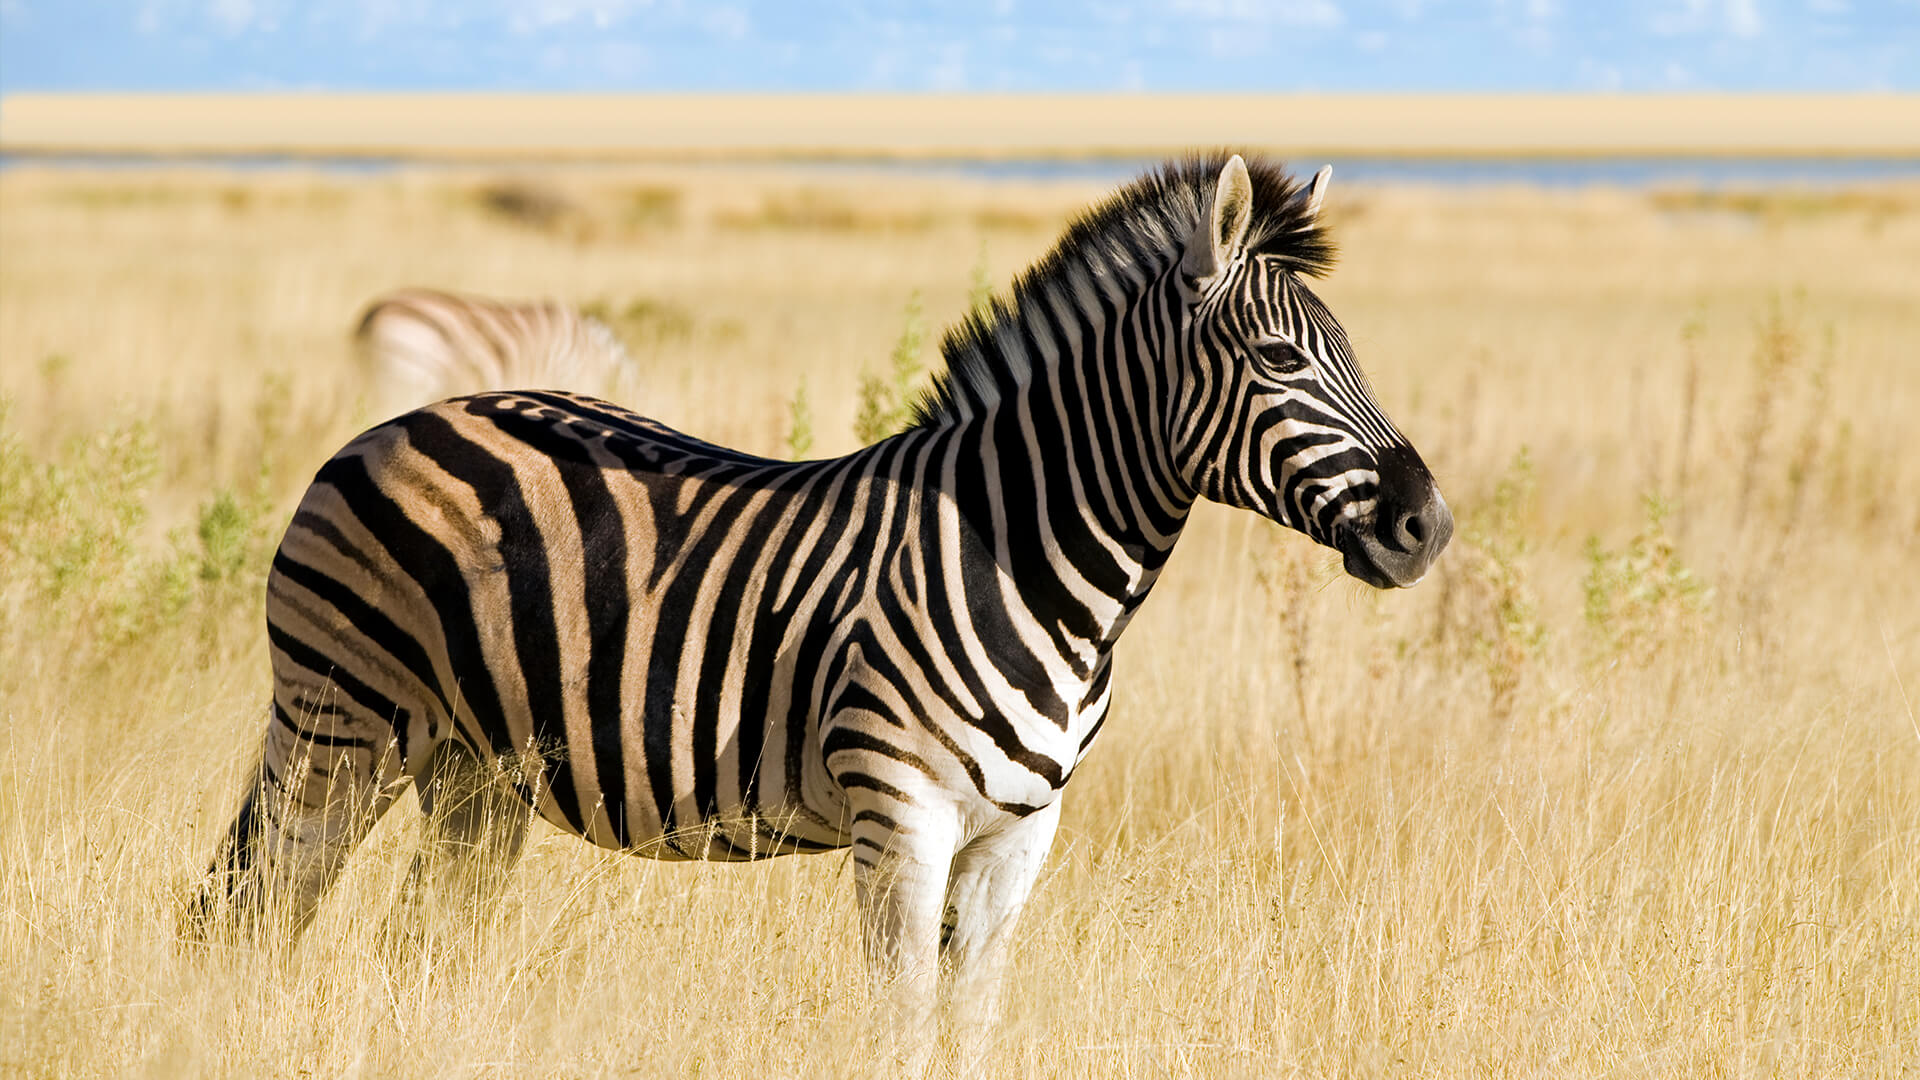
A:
[847,793,961,1069]
[940,799,1062,1039]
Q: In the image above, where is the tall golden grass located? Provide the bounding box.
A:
[2,162,1917,1077]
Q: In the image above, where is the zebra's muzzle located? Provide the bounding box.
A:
[1337,449,1453,589]
[1339,512,1449,588]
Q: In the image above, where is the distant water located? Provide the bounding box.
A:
[2,151,1917,188]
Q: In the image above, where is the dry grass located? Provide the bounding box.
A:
[2,162,1918,1078]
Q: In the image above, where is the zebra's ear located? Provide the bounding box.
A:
[1304,164,1332,221]
[1182,154,1255,289]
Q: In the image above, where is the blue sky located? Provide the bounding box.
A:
[1,1,1914,93]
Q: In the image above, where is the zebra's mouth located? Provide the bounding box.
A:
[1339,536,1403,590]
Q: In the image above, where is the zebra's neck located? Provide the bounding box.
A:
[910,262,1196,669]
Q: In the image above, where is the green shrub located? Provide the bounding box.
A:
[852,292,929,445]
[1431,446,1547,719]
[0,399,276,664]
[1583,494,1712,667]
[785,378,815,460]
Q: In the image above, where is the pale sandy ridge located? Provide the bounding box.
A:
[4,92,1919,158]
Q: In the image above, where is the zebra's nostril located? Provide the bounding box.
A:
[1403,512,1427,545]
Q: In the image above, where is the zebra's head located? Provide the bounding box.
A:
[1173,155,1451,588]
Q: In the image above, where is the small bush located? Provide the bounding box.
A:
[622,185,683,228]
[1431,446,1547,719]
[474,179,576,229]
[0,400,276,665]
[852,293,929,445]
[0,409,156,608]
[786,378,815,460]
[967,244,995,317]
[582,296,697,348]
[1583,494,1712,667]
[715,191,939,233]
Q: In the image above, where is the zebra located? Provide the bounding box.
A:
[188,153,1451,1049]
[353,287,635,414]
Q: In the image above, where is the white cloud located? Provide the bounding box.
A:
[1203,24,1267,56]
[1648,0,1765,37]
[1649,0,1711,35]
[1499,0,1557,51]
[1725,0,1762,35]
[207,0,255,34]
[1170,0,1344,28]
[352,0,439,39]
[702,4,748,39]
[509,0,652,34]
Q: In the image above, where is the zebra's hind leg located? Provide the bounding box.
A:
[184,700,408,945]
[381,740,530,956]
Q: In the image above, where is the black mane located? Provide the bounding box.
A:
[911,152,1336,427]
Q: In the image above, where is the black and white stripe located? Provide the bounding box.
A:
[354,288,634,413]
[192,154,1451,1042]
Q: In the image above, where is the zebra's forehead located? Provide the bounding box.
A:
[1233,263,1350,349]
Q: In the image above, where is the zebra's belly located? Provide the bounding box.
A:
[478,682,852,863]
[516,768,853,863]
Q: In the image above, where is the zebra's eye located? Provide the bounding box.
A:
[1254,340,1310,373]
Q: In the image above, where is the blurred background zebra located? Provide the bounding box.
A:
[354,287,636,417]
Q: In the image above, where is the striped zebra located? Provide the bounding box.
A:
[189,154,1451,1044]
[353,287,635,413]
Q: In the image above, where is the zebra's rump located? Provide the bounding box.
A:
[267,391,864,860]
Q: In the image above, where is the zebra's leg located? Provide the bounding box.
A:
[939,799,1062,1039]
[186,699,408,942]
[385,739,530,948]
[848,796,962,1068]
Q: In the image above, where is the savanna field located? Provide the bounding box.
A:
[1,162,1917,1078]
